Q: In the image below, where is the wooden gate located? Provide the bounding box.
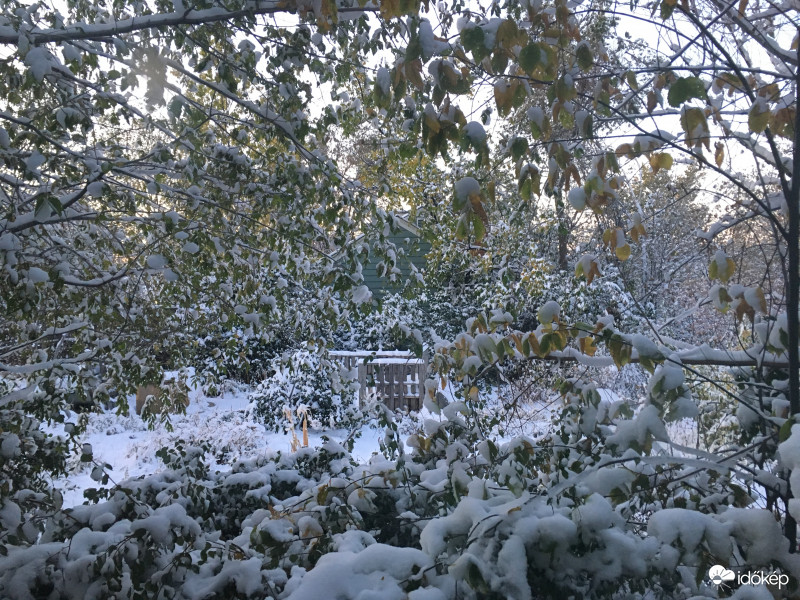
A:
[330,351,427,412]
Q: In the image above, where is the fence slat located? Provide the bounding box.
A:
[330,351,429,412]
[416,363,425,411]
[388,365,396,411]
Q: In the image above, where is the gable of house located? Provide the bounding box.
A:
[362,217,432,299]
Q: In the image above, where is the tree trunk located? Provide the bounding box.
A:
[783,42,800,553]
[556,196,569,271]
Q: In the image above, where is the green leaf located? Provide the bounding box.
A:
[519,44,541,74]
[461,26,485,54]
[491,52,509,76]
[581,113,593,138]
[465,561,489,593]
[660,0,677,19]
[520,177,532,200]
[455,215,469,240]
[667,76,707,107]
[471,213,486,241]
[625,71,638,91]
[461,27,489,62]
[780,328,790,352]
[48,196,63,215]
[576,43,593,71]
[511,137,529,161]
[405,36,423,62]
[555,76,577,102]
[538,334,551,356]
[169,97,183,119]
[779,420,795,443]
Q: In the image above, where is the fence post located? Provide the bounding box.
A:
[358,364,366,406]
[416,363,424,411]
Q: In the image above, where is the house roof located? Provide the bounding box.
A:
[389,213,422,237]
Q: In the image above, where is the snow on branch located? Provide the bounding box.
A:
[0,1,378,45]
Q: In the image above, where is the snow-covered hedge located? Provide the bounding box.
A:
[249,350,361,431]
[3,395,799,600]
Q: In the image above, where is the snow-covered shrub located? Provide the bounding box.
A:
[516,265,636,333]
[3,368,800,600]
[131,409,266,465]
[491,360,568,436]
[249,349,361,431]
[334,292,428,352]
[334,288,477,354]
[194,327,297,392]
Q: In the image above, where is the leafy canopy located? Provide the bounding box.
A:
[1,0,800,597]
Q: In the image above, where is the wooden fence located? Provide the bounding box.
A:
[330,351,427,412]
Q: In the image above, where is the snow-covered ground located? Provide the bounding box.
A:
[49,374,569,509]
[52,384,388,508]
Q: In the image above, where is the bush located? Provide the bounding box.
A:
[249,349,362,431]
[193,327,297,393]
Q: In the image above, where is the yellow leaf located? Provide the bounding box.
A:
[424,112,441,134]
[647,91,657,113]
[630,223,646,243]
[405,59,424,90]
[494,80,514,116]
[615,143,634,158]
[681,107,710,149]
[440,62,459,89]
[615,243,631,261]
[527,333,541,357]
[579,336,597,356]
[759,83,781,101]
[715,142,724,167]
[587,260,602,284]
[750,286,768,314]
[487,179,496,203]
[607,335,632,368]
[496,19,521,50]
[315,0,338,31]
[709,252,736,283]
[734,299,755,323]
[748,102,770,133]
[772,106,796,139]
[648,152,673,174]
[470,195,489,226]
[379,0,419,18]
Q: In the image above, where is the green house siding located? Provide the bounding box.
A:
[363,230,431,299]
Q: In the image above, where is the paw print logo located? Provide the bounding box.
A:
[708,565,735,586]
